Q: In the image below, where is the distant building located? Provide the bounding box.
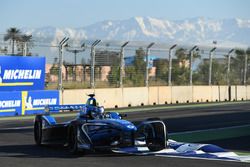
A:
[95,50,120,66]
[153,58,189,68]
[203,58,226,65]
[124,55,157,68]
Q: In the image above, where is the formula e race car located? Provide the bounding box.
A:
[34,94,168,154]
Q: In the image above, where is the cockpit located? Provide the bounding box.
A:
[83,94,104,119]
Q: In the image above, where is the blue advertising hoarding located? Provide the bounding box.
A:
[0,55,45,91]
[0,90,59,117]
[0,91,21,116]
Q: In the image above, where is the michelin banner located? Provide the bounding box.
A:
[0,55,45,91]
[0,90,59,116]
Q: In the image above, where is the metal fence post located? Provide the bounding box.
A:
[90,40,101,89]
[227,49,234,86]
[168,44,177,86]
[145,42,155,87]
[244,52,248,85]
[189,45,198,86]
[120,41,129,87]
[208,47,216,85]
[58,37,69,90]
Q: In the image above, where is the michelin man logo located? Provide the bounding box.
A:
[26,96,33,109]
[0,66,2,83]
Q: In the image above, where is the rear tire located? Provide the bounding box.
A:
[68,126,79,154]
[34,115,43,145]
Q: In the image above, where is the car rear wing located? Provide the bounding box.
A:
[45,104,87,113]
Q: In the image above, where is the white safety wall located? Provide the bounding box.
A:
[61,85,250,108]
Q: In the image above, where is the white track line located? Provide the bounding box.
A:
[169,124,250,135]
[0,126,33,130]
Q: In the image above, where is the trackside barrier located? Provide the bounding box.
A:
[0,55,53,117]
[0,90,59,117]
[61,85,250,108]
[0,55,45,91]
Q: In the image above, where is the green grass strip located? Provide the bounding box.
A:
[235,151,250,156]
[169,125,250,142]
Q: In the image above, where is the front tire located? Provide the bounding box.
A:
[145,119,167,151]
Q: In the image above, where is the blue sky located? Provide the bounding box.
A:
[0,0,249,32]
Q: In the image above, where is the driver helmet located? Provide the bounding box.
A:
[92,106,105,119]
[97,106,105,115]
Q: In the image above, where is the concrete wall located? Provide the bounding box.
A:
[236,85,247,100]
[171,86,192,103]
[61,85,250,108]
[158,86,172,104]
[220,86,229,101]
[122,87,148,107]
[192,86,211,102]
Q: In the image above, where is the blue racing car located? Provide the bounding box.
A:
[34,94,168,154]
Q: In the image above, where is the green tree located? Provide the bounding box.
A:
[50,58,59,75]
[175,48,188,65]
[107,56,120,86]
[231,48,250,84]
[247,48,250,84]
[173,48,188,85]
[107,66,120,86]
[4,27,21,55]
[124,47,146,86]
[106,52,120,86]
[172,64,190,85]
[231,49,246,84]
[195,60,226,85]
[155,59,168,83]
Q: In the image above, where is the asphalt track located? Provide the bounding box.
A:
[0,102,250,167]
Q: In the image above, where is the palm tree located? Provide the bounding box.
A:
[17,34,33,56]
[4,27,21,55]
[175,48,188,67]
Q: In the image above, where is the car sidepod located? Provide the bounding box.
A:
[77,119,137,150]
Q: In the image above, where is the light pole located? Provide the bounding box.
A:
[66,45,85,81]
[90,40,101,88]
[58,37,69,90]
[227,49,234,86]
[168,44,177,86]
[145,42,155,87]
[227,49,234,101]
[120,41,129,87]
[189,45,198,86]
[208,47,216,85]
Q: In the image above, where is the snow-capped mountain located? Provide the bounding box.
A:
[21,17,250,47]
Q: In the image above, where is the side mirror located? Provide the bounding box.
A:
[119,113,127,118]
